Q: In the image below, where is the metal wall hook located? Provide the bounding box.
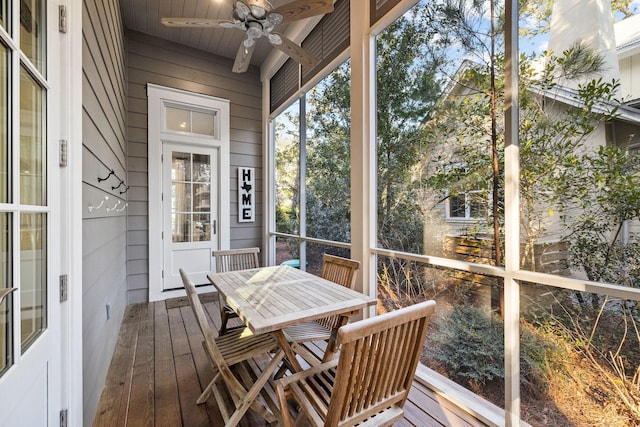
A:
[112,179,125,190]
[88,195,109,212]
[119,185,130,194]
[116,202,128,213]
[98,169,115,183]
[106,200,121,213]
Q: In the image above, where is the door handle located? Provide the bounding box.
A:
[213,219,217,235]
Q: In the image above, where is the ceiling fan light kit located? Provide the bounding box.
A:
[161,0,335,73]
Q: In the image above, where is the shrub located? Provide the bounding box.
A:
[428,305,504,384]
[428,304,560,387]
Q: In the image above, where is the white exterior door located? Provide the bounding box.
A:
[147,85,230,301]
[162,143,219,289]
[0,1,70,425]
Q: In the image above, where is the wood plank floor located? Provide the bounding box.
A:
[93,296,490,427]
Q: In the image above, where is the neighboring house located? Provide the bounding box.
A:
[429,6,640,261]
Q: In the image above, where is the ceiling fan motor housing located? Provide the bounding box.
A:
[246,21,263,39]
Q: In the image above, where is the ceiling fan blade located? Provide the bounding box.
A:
[233,39,256,73]
[161,17,237,28]
[243,0,273,13]
[269,0,334,24]
[270,32,318,68]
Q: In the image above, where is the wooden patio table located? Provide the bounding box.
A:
[207,264,376,373]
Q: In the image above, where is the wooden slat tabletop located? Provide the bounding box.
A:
[208,265,376,334]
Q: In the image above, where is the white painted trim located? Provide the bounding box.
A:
[147,84,230,302]
[54,0,85,424]
[66,0,84,421]
[262,81,275,266]
[349,0,376,314]
[504,1,521,424]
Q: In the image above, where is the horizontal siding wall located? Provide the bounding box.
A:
[126,30,263,304]
[82,0,128,425]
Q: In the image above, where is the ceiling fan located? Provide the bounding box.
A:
[161,0,334,73]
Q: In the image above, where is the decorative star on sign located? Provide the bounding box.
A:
[241,182,252,192]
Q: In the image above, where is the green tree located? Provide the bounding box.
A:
[305,62,352,243]
[274,106,300,235]
[375,4,443,253]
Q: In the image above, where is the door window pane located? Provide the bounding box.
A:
[20,66,45,206]
[20,213,46,351]
[192,213,210,242]
[20,0,44,74]
[171,152,211,243]
[0,213,12,374]
[0,44,9,203]
[192,153,211,182]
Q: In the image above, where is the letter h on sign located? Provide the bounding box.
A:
[238,167,255,223]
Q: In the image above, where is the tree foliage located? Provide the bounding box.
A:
[375,6,444,253]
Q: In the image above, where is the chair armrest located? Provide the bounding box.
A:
[274,358,339,389]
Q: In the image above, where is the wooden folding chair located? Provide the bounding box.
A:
[275,300,436,427]
[179,268,284,427]
[212,247,260,335]
[278,254,360,369]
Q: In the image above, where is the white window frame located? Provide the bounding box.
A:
[147,84,230,302]
[445,189,489,222]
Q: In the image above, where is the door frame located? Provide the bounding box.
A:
[147,84,230,301]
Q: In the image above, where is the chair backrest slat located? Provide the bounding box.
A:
[320,254,360,289]
[325,300,436,427]
[213,247,260,272]
[317,254,361,332]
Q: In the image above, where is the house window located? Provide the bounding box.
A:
[446,190,488,221]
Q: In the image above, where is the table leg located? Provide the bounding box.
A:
[274,330,304,373]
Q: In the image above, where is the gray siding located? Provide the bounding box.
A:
[126,30,264,303]
[82,0,128,425]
